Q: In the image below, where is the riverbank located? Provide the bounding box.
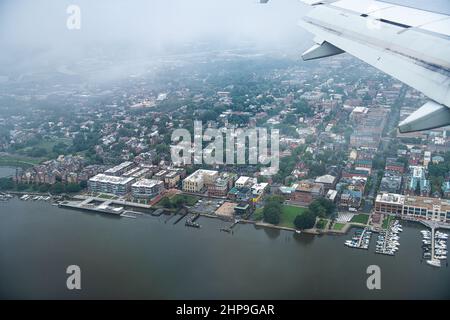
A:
[1,198,449,299]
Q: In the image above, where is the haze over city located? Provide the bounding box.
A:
[0,0,449,303]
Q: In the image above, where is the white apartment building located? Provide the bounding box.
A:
[88,174,135,196]
[235,176,257,189]
[182,169,218,193]
[131,179,164,198]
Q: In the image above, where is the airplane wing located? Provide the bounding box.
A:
[263,0,450,133]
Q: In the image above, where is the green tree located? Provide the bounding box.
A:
[66,183,82,193]
[263,205,281,224]
[0,178,14,191]
[263,195,283,224]
[308,198,335,217]
[160,197,173,209]
[51,182,65,194]
[294,210,316,230]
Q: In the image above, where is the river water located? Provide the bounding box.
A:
[0,196,449,300]
[0,166,17,178]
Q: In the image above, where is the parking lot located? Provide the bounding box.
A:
[190,197,225,214]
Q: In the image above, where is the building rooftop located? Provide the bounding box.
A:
[104,161,134,174]
[132,179,163,188]
[89,174,134,185]
[236,176,251,185]
[315,174,336,184]
[252,183,268,194]
[404,196,450,211]
[184,169,218,182]
[296,180,323,193]
[376,193,405,205]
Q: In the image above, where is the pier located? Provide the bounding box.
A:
[173,209,189,225]
[72,195,153,209]
[59,200,122,216]
[345,227,372,250]
[420,223,448,267]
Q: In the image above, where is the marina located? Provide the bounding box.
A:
[422,229,448,268]
[2,198,450,299]
[0,192,13,201]
[345,227,372,250]
[375,220,402,256]
[185,218,201,228]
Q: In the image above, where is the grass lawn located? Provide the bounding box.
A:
[350,213,369,225]
[333,222,346,231]
[0,155,45,167]
[279,205,308,228]
[170,194,199,206]
[382,215,392,229]
[316,218,328,229]
[16,137,72,156]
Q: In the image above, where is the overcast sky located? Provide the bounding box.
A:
[0,0,310,59]
[0,0,447,71]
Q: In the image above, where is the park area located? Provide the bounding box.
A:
[332,222,346,231]
[350,213,370,225]
[156,194,199,209]
[279,205,308,228]
[253,204,308,228]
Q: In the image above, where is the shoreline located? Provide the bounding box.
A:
[4,191,450,237]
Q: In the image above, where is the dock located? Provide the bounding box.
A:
[59,200,122,216]
[164,212,177,223]
[345,227,371,250]
[173,210,189,225]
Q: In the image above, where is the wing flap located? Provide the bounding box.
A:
[302,41,345,60]
[399,101,450,133]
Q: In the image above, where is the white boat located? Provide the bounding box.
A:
[426,259,441,268]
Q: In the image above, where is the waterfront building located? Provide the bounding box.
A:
[234,202,251,216]
[182,169,218,193]
[251,183,269,202]
[227,187,253,202]
[207,172,236,197]
[292,180,324,205]
[88,174,135,196]
[131,179,165,199]
[154,168,185,189]
[375,193,450,223]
